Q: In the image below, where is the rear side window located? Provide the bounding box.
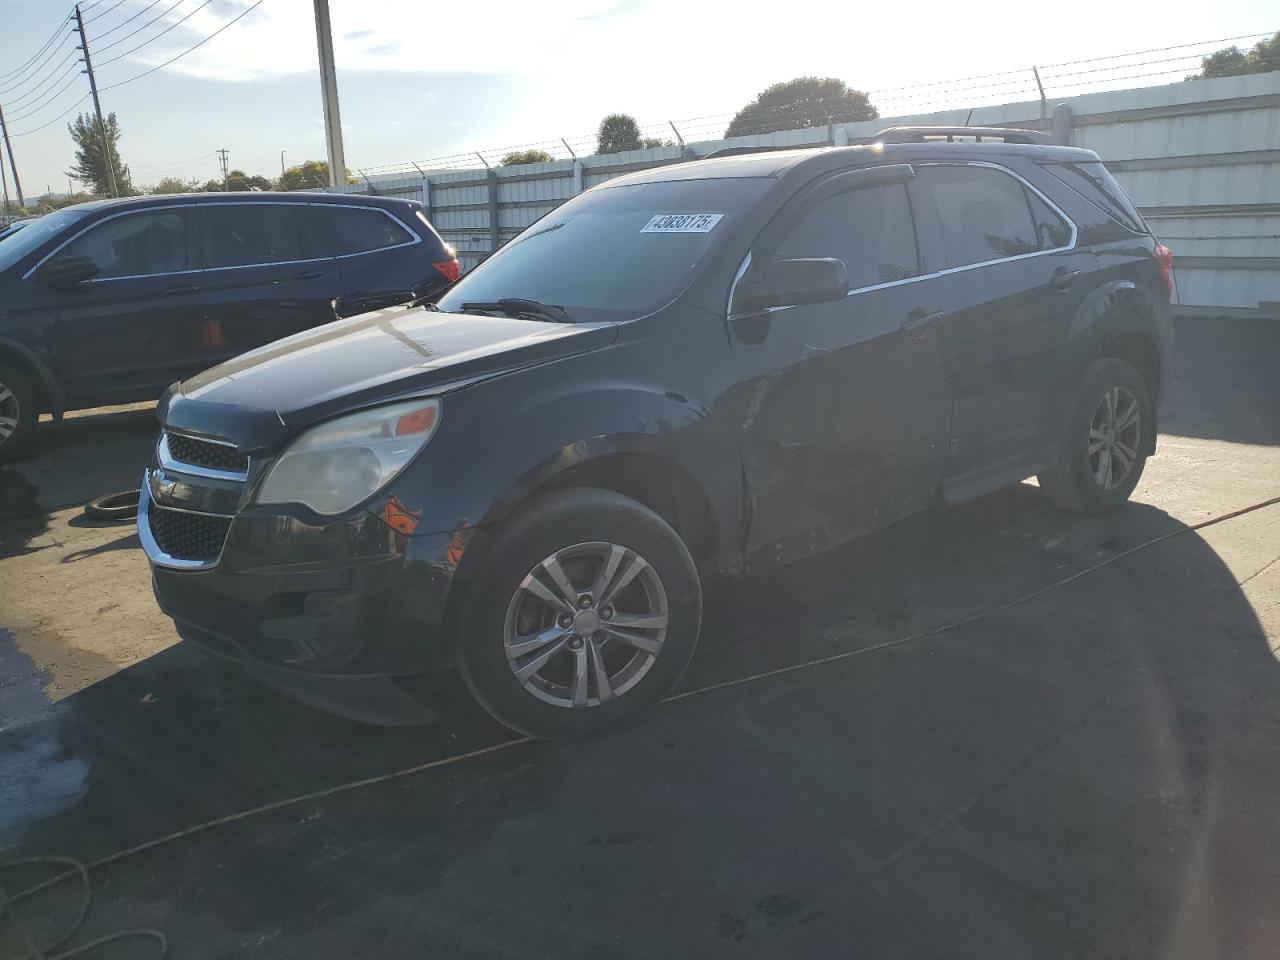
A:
[58,209,189,279]
[201,204,304,268]
[915,165,1039,268]
[1040,161,1147,234]
[772,182,919,290]
[316,207,414,255]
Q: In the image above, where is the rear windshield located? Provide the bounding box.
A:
[436,177,772,322]
[1039,161,1148,234]
[0,208,91,273]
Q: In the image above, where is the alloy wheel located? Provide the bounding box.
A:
[503,541,669,708]
[1088,385,1141,490]
[0,378,19,444]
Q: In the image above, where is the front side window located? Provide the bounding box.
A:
[318,207,414,256]
[917,165,1039,267]
[771,181,919,290]
[202,204,304,268]
[1,209,91,273]
[56,210,188,279]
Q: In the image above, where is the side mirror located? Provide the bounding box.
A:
[735,257,849,314]
[41,255,99,287]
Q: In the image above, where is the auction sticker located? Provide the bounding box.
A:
[641,213,724,233]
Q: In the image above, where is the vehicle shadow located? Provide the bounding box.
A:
[3,483,1277,959]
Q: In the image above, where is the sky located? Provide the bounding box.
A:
[0,0,1276,196]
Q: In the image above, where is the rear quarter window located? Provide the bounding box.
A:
[1039,161,1148,234]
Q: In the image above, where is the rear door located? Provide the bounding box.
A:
[40,206,207,403]
[737,166,952,561]
[905,162,1095,485]
[313,203,433,316]
[190,202,344,369]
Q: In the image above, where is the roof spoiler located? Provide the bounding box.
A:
[869,125,1050,145]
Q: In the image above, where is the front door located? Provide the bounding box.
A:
[735,167,952,564]
[41,207,206,404]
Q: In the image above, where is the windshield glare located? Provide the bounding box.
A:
[0,208,90,273]
[436,178,771,321]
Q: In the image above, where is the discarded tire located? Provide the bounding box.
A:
[84,489,141,522]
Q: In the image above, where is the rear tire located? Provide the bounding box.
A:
[459,487,701,739]
[1038,358,1151,513]
[0,362,38,464]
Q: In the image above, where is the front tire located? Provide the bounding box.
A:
[459,487,702,739]
[1039,358,1152,513]
[0,362,38,464]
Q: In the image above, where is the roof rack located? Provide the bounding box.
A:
[700,143,824,160]
[870,125,1050,145]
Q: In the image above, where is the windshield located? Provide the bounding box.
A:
[436,177,771,321]
[0,208,90,273]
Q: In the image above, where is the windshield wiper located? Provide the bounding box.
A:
[459,298,574,323]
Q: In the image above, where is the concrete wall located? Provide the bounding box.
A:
[326,71,1280,319]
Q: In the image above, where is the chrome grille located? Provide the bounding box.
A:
[147,505,232,563]
[165,432,248,474]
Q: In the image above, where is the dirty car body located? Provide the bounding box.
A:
[142,134,1173,733]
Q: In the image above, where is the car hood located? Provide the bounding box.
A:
[161,304,618,451]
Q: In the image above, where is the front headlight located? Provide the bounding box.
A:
[255,398,441,515]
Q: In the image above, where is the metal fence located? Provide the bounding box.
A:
[324,70,1280,321]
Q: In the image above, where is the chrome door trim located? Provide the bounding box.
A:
[728,159,1080,319]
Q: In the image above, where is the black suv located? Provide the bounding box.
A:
[0,192,456,460]
[141,128,1174,738]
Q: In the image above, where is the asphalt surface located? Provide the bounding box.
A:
[1,318,1279,959]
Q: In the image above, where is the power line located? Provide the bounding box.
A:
[90,0,165,42]
[4,73,83,123]
[93,0,190,55]
[0,14,73,81]
[85,0,132,23]
[99,0,266,88]
[11,0,265,137]
[98,0,221,66]
[0,31,76,95]
[2,51,80,111]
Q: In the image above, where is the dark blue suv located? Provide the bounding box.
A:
[0,192,457,460]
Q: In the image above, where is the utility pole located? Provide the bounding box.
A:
[217,148,229,191]
[280,150,286,178]
[311,0,345,187]
[0,101,25,209]
[73,4,118,198]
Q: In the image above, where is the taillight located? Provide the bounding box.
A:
[433,258,460,283]
[1153,242,1174,301]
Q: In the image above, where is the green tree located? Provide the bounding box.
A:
[596,113,643,154]
[724,77,878,139]
[500,149,554,166]
[65,112,133,195]
[1189,32,1280,79]
[149,176,198,194]
[277,160,355,190]
[198,169,275,192]
[640,136,668,149]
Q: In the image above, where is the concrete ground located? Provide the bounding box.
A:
[1,318,1278,959]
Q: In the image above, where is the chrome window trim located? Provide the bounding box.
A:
[728,159,1079,318]
[22,200,420,281]
[158,432,248,482]
[137,478,228,571]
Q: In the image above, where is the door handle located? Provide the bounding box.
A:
[1051,267,1081,291]
[291,270,323,281]
[161,284,198,296]
[901,308,946,338]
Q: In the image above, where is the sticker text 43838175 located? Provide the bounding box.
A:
[640,213,724,234]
